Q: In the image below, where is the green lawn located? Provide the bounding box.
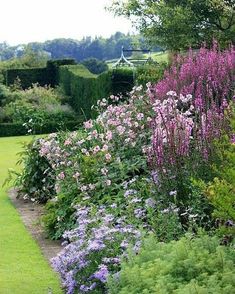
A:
[107,51,169,68]
[0,136,63,294]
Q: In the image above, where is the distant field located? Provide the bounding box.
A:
[106,51,169,68]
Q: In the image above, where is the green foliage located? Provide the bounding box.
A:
[82,58,108,74]
[111,68,134,95]
[43,192,77,239]
[59,64,112,119]
[195,106,235,239]
[46,58,76,86]
[136,62,168,87]
[5,67,49,89]
[108,234,235,294]
[4,58,76,88]
[109,1,235,50]
[2,84,77,123]
[0,121,81,137]
[13,139,56,203]
[0,83,81,136]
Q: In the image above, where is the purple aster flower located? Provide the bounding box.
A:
[93,264,109,283]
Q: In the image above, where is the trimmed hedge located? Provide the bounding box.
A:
[59,65,112,119]
[5,59,76,89]
[5,67,49,89]
[111,68,134,95]
[0,120,82,137]
[46,59,76,86]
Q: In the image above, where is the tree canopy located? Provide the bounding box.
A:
[108,0,235,50]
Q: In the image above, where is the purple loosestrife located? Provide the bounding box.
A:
[153,43,235,108]
[148,90,230,198]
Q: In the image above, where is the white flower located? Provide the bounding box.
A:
[166,91,177,97]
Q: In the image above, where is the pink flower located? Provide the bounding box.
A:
[93,145,101,154]
[73,172,80,179]
[117,125,126,135]
[58,172,65,180]
[105,153,112,161]
[64,139,72,146]
[231,134,235,145]
[102,144,109,152]
[137,113,144,120]
[101,168,108,175]
[84,120,93,129]
[106,131,113,141]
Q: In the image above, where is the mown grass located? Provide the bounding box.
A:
[0,135,63,294]
[106,51,169,68]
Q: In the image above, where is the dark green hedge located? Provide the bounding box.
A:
[111,68,134,95]
[0,120,82,137]
[46,59,76,86]
[5,67,49,89]
[5,59,76,89]
[59,65,112,119]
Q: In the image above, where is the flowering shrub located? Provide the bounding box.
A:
[51,204,141,294]
[148,90,230,202]
[13,139,56,203]
[14,45,235,294]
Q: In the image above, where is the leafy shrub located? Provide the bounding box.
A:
[13,138,56,203]
[199,106,235,239]
[0,120,81,137]
[135,62,168,87]
[2,84,77,127]
[5,67,49,89]
[82,58,108,74]
[108,234,235,294]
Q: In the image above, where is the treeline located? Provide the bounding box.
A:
[0,32,162,62]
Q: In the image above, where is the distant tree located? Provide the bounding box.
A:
[0,33,157,63]
[81,58,108,74]
[108,0,235,50]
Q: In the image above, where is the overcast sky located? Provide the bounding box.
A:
[0,0,133,45]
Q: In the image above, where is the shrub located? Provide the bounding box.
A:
[46,59,76,86]
[135,62,168,87]
[200,105,235,239]
[2,84,78,127]
[13,138,56,203]
[0,120,81,137]
[148,90,230,205]
[108,234,235,294]
[82,58,108,74]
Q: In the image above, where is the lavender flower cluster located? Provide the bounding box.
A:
[51,204,141,293]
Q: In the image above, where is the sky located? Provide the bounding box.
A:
[0,0,133,45]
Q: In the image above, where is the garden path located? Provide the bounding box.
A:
[0,136,62,294]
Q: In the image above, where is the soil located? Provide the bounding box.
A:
[8,188,62,262]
